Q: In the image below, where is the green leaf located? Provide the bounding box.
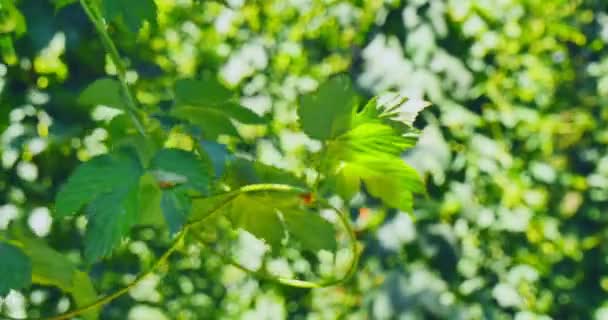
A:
[228,193,286,251]
[149,148,212,194]
[0,242,32,295]
[195,191,336,253]
[298,75,358,140]
[171,75,265,139]
[160,188,191,235]
[189,192,235,223]
[319,92,427,211]
[10,231,99,320]
[103,0,157,33]
[78,78,124,109]
[137,174,165,227]
[283,208,337,252]
[55,150,143,217]
[84,185,140,263]
[331,155,423,212]
[223,158,307,189]
[71,271,100,320]
[51,0,77,11]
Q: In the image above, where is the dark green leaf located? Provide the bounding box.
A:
[298,75,357,140]
[103,0,157,33]
[52,0,77,11]
[149,148,212,194]
[0,242,32,295]
[78,78,124,109]
[172,75,265,139]
[55,150,143,217]
[161,188,192,234]
[84,185,140,263]
[174,75,232,106]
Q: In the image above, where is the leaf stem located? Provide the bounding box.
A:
[79,0,147,138]
[14,183,357,320]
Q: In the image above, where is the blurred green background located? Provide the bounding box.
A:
[1,0,608,319]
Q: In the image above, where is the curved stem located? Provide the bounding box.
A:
[14,184,358,320]
[191,187,360,289]
[79,0,147,137]
[42,229,188,320]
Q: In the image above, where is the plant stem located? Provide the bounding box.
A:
[79,0,147,137]
[34,183,358,320]
[44,230,188,320]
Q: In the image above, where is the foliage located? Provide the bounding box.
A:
[1,0,608,319]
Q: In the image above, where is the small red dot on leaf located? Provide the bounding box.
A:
[300,193,314,205]
[158,181,175,189]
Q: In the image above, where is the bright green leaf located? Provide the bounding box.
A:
[0,242,32,295]
[298,75,357,140]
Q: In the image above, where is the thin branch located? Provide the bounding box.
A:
[33,183,321,320]
[79,0,147,137]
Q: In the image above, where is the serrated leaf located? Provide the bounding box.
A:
[193,191,336,253]
[283,208,337,252]
[78,78,124,109]
[0,242,32,295]
[298,75,358,140]
[149,148,212,194]
[84,185,140,263]
[320,92,427,210]
[55,150,143,217]
[103,0,157,33]
[160,188,191,234]
[331,156,423,212]
[171,75,265,139]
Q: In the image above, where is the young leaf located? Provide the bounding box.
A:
[84,185,140,263]
[103,0,157,33]
[171,75,265,139]
[55,150,143,217]
[78,78,124,109]
[314,87,428,211]
[298,75,358,140]
[0,242,32,295]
